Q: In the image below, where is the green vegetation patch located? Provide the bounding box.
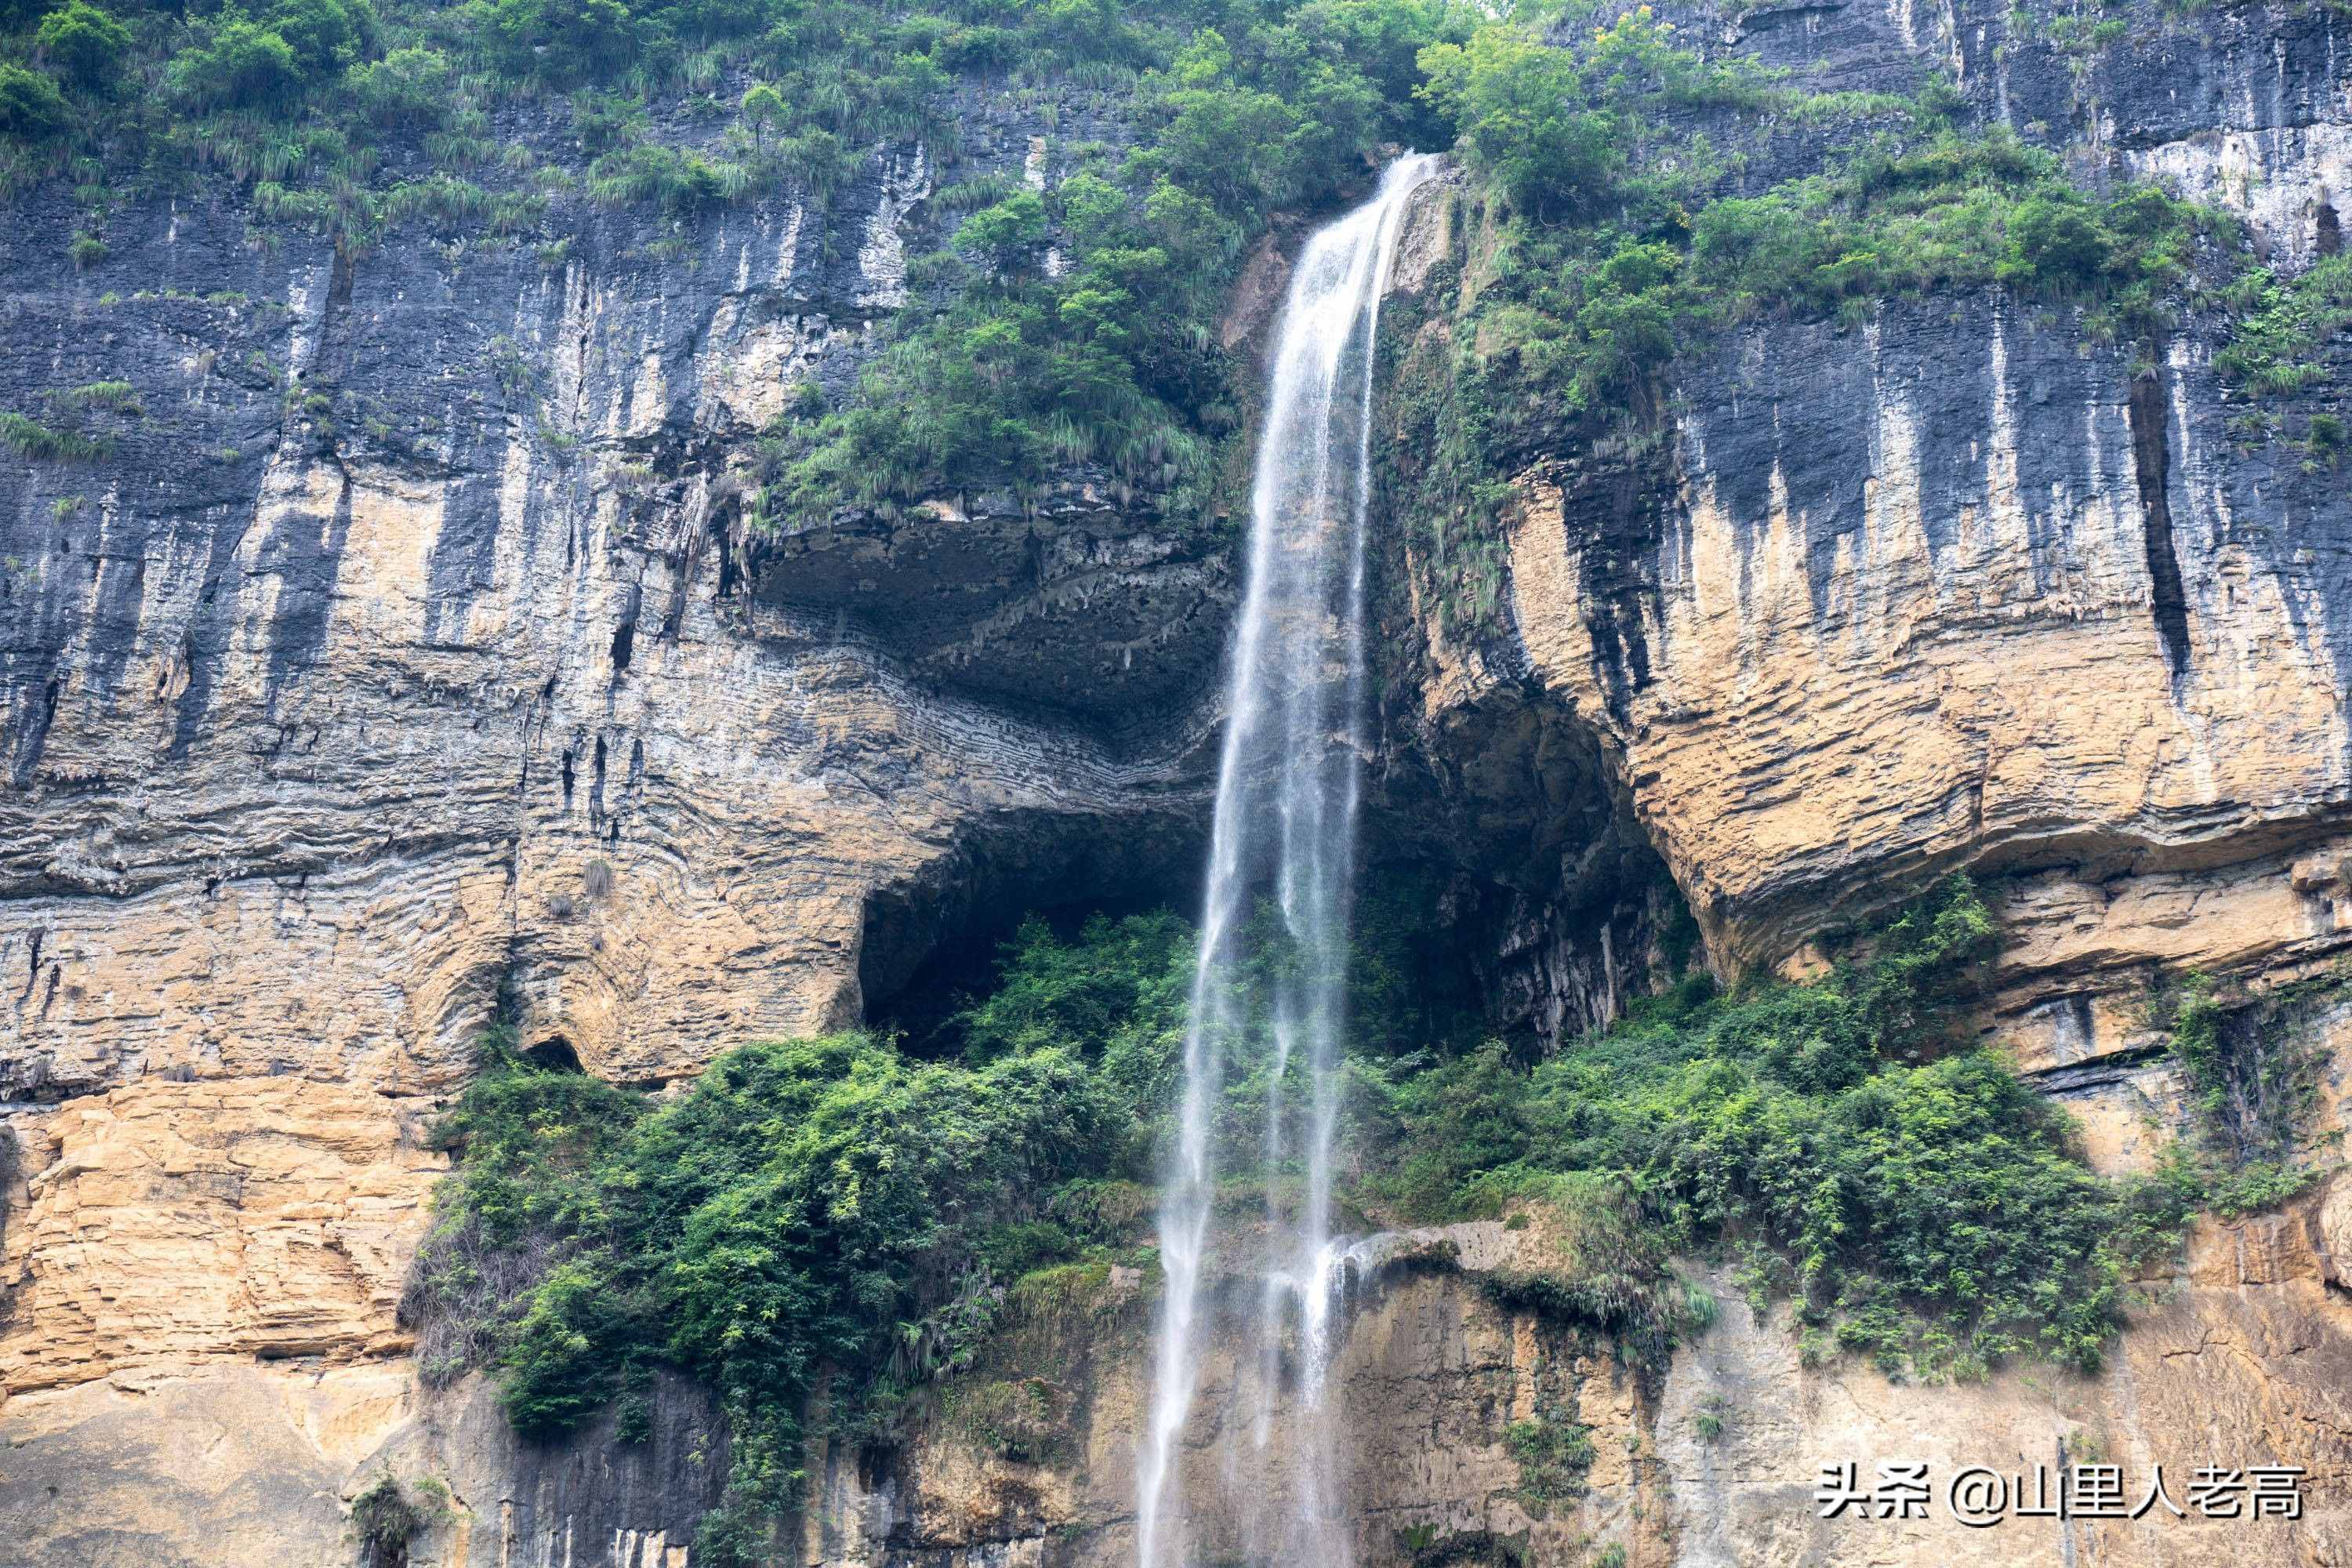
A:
[1386,5,2337,631]
[1399,9,2233,478]
[1377,879,2194,1381]
[753,0,1478,518]
[408,1027,1149,1557]
[0,408,111,459]
[347,1473,454,1568]
[1504,1410,1595,1514]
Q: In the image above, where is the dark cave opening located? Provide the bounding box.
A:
[858,801,1681,1065]
[875,875,1208,1059]
[858,811,1210,1058]
[522,1034,586,1073]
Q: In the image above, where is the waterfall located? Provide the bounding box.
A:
[1138,151,1439,1568]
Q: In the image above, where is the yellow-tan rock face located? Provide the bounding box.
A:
[785,1205,2352,1568]
[1657,1183,2352,1568]
[1490,354,2351,993]
[0,1076,444,1396]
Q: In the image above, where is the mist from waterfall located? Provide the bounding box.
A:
[1136,151,1439,1568]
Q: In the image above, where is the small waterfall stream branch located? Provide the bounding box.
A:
[1136,151,1439,1568]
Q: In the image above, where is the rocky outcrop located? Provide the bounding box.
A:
[0,1076,441,1396]
[1657,1179,2352,1567]
[1382,0,2352,1131]
[786,1226,1670,1568]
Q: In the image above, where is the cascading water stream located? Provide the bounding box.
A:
[1138,151,1439,1568]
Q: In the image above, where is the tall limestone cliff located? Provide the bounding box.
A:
[0,0,2348,1563]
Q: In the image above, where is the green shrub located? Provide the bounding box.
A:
[2216,256,2352,397]
[167,20,304,112]
[1505,1413,1595,1513]
[954,190,1049,278]
[265,0,373,76]
[346,45,452,128]
[1417,24,1619,219]
[347,1473,452,1568]
[2150,966,2336,1215]
[472,0,637,85]
[0,64,69,140]
[2000,191,2113,288]
[410,1029,1132,1537]
[35,2,132,93]
[0,409,111,459]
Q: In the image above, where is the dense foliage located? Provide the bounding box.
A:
[1378,879,2192,1379]
[407,1024,1145,1557]
[1415,5,2227,417]
[1383,884,2192,1373]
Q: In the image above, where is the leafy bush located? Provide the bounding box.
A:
[954,190,1049,278]
[348,1473,452,1568]
[1999,191,2114,289]
[471,0,637,85]
[260,0,375,77]
[0,63,68,140]
[35,2,131,93]
[166,19,305,112]
[346,45,452,128]
[409,1029,1134,1548]
[1417,24,1618,219]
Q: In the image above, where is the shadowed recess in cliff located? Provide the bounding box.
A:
[2128,367,2193,680]
[855,806,1210,1033]
[740,494,1240,725]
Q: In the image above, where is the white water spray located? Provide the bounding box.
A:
[1138,151,1439,1568]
